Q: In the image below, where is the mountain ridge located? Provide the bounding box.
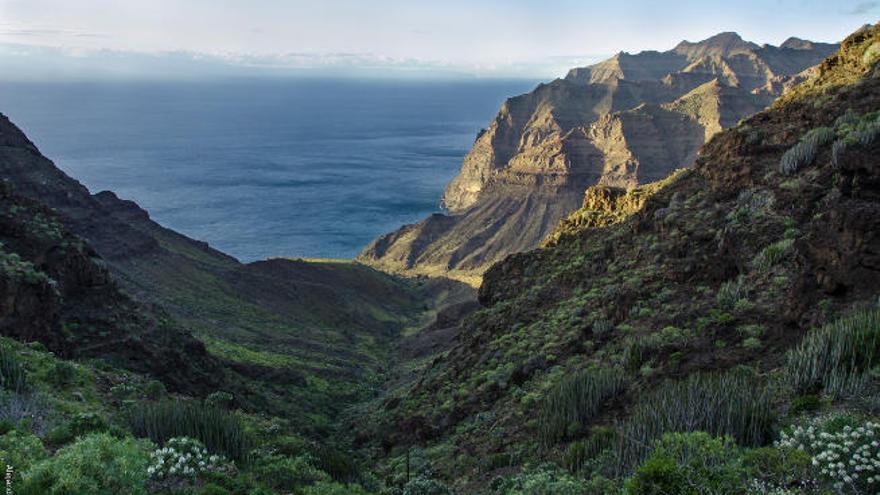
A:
[359,31,838,284]
[355,23,880,491]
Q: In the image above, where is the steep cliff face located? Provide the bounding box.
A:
[359,32,838,282]
[359,24,880,488]
[0,179,224,393]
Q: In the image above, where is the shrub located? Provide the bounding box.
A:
[0,429,47,485]
[752,239,794,273]
[144,380,166,401]
[777,415,880,493]
[592,319,615,336]
[47,411,109,446]
[785,306,880,398]
[789,394,822,415]
[21,433,150,495]
[197,483,231,495]
[48,361,76,388]
[147,437,228,491]
[738,324,765,338]
[402,477,453,495]
[0,345,28,394]
[644,326,688,349]
[111,384,137,400]
[491,465,598,494]
[314,445,360,483]
[624,432,746,495]
[716,277,745,310]
[128,401,248,461]
[252,453,328,491]
[303,480,371,495]
[564,426,617,475]
[741,446,815,491]
[614,372,775,472]
[779,127,834,175]
[205,391,234,410]
[538,368,626,446]
[270,435,307,457]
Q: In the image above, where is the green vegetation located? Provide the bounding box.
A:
[538,368,625,446]
[128,401,249,461]
[751,238,794,272]
[779,126,834,175]
[21,433,151,495]
[615,372,775,471]
[0,344,28,394]
[786,306,880,398]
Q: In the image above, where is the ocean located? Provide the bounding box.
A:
[0,78,536,261]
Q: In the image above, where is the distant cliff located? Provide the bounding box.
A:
[359,32,838,283]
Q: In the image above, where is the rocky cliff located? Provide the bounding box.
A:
[359,32,838,283]
[358,24,880,489]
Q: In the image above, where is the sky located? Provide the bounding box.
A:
[0,0,877,79]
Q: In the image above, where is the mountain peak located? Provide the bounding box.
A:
[674,31,759,59]
[780,37,815,50]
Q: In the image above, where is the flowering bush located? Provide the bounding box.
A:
[777,415,880,494]
[147,437,228,487]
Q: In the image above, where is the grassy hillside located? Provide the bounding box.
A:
[353,23,880,494]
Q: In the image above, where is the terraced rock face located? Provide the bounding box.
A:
[359,32,838,282]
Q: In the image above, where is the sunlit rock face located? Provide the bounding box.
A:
[360,33,838,281]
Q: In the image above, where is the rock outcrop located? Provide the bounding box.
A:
[359,32,838,283]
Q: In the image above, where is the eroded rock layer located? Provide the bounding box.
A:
[360,32,838,281]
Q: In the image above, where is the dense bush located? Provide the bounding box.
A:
[251,453,328,491]
[48,361,76,388]
[401,477,454,495]
[128,401,249,461]
[0,429,47,485]
[786,306,880,398]
[21,433,150,495]
[303,480,372,495]
[615,372,775,472]
[564,426,617,475]
[206,391,234,410]
[314,445,361,483]
[538,368,626,446]
[491,464,614,495]
[624,432,746,495]
[777,414,880,494]
[741,446,816,493]
[46,411,111,446]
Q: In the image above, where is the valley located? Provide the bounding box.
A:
[0,21,879,495]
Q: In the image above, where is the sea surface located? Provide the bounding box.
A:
[0,78,536,261]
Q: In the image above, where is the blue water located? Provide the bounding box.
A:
[0,79,535,261]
